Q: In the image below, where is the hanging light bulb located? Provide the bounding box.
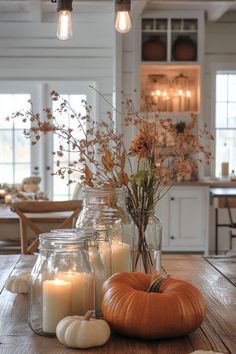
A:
[52,0,73,40]
[115,0,131,34]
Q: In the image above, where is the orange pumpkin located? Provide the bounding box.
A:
[101,272,206,340]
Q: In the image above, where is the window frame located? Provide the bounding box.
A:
[0,80,97,199]
[210,63,236,178]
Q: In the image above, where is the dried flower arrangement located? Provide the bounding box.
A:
[9,90,213,273]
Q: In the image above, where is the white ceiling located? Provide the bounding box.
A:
[0,0,235,22]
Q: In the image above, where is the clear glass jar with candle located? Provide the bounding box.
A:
[28,232,95,336]
[76,187,134,275]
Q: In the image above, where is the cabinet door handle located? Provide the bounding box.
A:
[46,166,50,171]
[170,236,175,240]
[170,197,175,201]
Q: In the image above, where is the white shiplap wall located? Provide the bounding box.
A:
[0,10,115,117]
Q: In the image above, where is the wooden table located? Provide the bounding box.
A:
[0,255,236,354]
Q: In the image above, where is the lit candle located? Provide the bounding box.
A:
[0,189,6,197]
[4,194,12,204]
[178,90,183,111]
[186,90,191,111]
[111,242,131,274]
[42,279,72,333]
[57,271,94,315]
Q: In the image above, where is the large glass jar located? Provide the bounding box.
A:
[29,233,95,336]
[76,187,134,274]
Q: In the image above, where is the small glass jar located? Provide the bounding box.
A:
[76,186,134,274]
[29,233,95,336]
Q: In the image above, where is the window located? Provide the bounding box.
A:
[215,73,236,177]
[0,81,96,200]
[0,94,31,185]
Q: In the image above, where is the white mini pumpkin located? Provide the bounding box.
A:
[5,273,30,294]
[56,311,110,349]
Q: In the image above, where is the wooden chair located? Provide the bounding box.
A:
[224,197,236,250]
[214,196,236,252]
[10,200,82,255]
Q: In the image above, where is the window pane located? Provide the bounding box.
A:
[53,171,69,199]
[228,75,236,102]
[216,102,227,128]
[15,164,31,184]
[13,95,31,129]
[52,94,87,200]
[228,103,236,128]
[69,95,86,130]
[215,129,236,177]
[15,130,31,163]
[53,134,69,163]
[0,95,15,128]
[216,74,227,102]
[0,131,13,163]
[0,164,13,184]
[0,94,31,129]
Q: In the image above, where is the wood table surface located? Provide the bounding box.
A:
[0,254,236,354]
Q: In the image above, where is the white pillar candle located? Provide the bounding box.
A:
[58,271,94,315]
[111,242,131,274]
[4,194,12,204]
[42,279,72,333]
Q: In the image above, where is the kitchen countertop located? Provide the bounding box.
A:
[174,178,236,187]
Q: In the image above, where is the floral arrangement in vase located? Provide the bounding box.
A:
[9,90,213,273]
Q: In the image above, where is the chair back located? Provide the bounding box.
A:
[10,200,82,255]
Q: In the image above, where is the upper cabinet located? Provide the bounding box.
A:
[141,12,204,64]
[139,12,204,114]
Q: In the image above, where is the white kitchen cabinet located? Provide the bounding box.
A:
[156,186,209,253]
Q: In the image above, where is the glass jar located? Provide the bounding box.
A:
[131,209,162,275]
[29,233,95,336]
[76,187,134,274]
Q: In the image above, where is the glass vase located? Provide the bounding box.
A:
[131,209,162,275]
[76,186,134,275]
[28,232,95,336]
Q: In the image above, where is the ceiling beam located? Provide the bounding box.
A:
[131,0,149,16]
[207,1,235,21]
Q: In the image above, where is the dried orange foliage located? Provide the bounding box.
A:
[9,90,213,213]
